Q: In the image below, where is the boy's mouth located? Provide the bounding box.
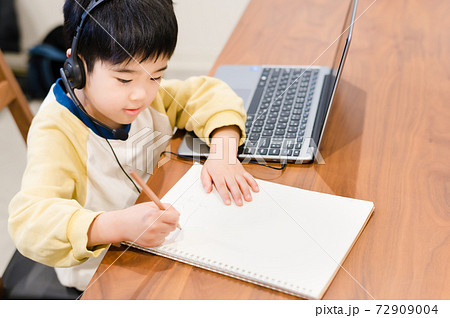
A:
[123,107,142,115]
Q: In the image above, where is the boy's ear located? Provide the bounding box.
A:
[66,49,71,58]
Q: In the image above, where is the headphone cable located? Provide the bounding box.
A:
[87,118,141,194]
[103,137,141,194]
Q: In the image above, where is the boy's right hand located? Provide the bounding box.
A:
[122,202,180,247]
[87,202,180,248]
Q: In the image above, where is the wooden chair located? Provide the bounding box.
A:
[0,49,33,142]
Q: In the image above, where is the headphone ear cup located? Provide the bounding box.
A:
[63,55,86,89]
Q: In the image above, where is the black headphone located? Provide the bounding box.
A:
[60,0,129,141]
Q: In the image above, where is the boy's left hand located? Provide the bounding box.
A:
[201,126,259,206]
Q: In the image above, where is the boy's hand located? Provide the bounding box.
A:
[88,202,180,248]
[201,126,259,206]
[121,202,180,247]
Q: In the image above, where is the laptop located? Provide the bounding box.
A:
[178,0,358,164]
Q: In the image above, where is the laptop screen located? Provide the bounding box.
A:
[311,0,358,153]
[331,0,358,84]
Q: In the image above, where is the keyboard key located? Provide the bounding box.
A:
[271,105,281,111]
[285,140,295,149]
[286,133,296,138]
[243,147,256,155]
[269,112,279,118]
[273,101,282,107]
[270,140,282,148]
[269,148,280,156]
[259,137,271,148]
[280,149,292,156]
[251,126,263,133]
[257,148,268,155]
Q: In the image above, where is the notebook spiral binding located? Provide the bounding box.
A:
[122,241,314,298]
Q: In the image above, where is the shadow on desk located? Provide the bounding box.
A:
[313,80,367,198]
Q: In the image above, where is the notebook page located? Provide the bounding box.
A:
[146,163,374,299]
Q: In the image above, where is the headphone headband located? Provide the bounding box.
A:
[71,0,108,58]
[63,0,109,90]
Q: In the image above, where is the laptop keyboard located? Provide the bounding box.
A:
[241,67,319,158]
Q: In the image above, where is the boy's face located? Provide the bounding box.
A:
[80,56,169,129]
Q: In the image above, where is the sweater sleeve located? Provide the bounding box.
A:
[152,76,247,146]
[8,106,107,267]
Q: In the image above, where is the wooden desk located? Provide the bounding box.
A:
[82,0,450,299]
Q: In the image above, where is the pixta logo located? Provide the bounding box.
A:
[125,127,172,174]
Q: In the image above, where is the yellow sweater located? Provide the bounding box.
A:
[9,76,246,290]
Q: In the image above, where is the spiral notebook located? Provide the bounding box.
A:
[124,163,374,299]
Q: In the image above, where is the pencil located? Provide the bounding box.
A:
[128,169,182,230]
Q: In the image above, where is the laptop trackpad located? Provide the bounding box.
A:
[233,89,252,110]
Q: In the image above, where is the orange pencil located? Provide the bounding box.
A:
[128,169,182,230]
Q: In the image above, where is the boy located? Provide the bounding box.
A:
[9,0,258,291]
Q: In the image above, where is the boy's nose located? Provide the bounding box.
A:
[129,85,148,102]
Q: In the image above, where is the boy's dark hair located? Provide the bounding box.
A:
[63,0,178,74]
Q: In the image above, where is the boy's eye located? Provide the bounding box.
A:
[151,76,162,81]
[117,78,132,84]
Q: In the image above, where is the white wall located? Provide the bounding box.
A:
[16,0,65,52]
[166,0,249,79]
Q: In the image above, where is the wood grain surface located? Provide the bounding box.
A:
[82,0,450,299]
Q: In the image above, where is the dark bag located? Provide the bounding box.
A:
[27,26,66,98]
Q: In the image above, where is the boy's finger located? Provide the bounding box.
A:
[159,206,180,223]
[213,178,232,205]
[159,203,171,210]
[160,221,177,233]
[243,171,259,192]
[201,166,213,193]
[236,175,252,202]
[225,176,243,206]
